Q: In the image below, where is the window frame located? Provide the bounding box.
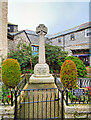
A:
[70,33,75,41]
[85,28,91,37]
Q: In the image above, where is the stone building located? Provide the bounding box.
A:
[8,22,18,32]
[8,22,91,66]
[47,22,91,66]
[8,27,39,54]
[0,0,8,67]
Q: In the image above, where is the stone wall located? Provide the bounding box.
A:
[8,31,40,53]
[8,31,29,53]
[47,29,89,55]
[0,1,8,66]
[65,29,89,54]
[0,106,14,119]
[64,102,91,119]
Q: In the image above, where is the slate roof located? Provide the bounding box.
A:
[8,22,91,42]
[7,29,39,45]
[48,22,91,39]
[25,29,37,35]
[8,22,18,26]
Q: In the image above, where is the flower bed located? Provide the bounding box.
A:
[68,87,91,104]
[0,84,11,105]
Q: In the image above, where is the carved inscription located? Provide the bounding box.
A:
[36,67,47,75]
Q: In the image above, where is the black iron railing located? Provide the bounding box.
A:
[0,75,28,106]
[55,77,68,105]
[77,78,91,88]
[55,77,91,105]
[14,88,61,119]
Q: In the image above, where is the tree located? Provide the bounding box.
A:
[45,44,68,70]
[65,56,87,78]
[8,42,33,70]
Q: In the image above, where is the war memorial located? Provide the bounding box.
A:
[0,0,91,119]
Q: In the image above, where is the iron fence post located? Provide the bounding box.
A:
[80,79,82,88]
[55,76,56,85]
[25,76,26,85]
[14,90,17,120]
[11,90,13,106]
[61,90,64,120]
[66,90,68,105]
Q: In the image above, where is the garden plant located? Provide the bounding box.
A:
[1,58,21,88]
[0,84,11,104]
[8,43,68,74]
[45,44,68,71]
[60,60,77,90]
[65,56,87,78]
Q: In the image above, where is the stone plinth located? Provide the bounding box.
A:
[34,63,50,77]
[30,24,54,83]
[30,74,54,83]
[30,63,54,83]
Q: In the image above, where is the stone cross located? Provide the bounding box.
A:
[30,24,54,83]
[36,24,47,64]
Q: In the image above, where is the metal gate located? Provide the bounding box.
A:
[14,88,63,119]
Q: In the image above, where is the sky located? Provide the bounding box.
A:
[8,0,90,35]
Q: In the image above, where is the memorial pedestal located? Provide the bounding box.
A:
[30,74,54,83]
[30,63,54,83]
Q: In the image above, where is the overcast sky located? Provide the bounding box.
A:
[8,0,90,35]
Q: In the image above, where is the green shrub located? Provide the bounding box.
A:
[60,60,77,90]
[22,68,34,74]
[65,56,87,78]
[1,84,11,103]
[1,58,21,88]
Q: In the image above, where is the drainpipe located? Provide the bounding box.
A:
[63,35,65,51]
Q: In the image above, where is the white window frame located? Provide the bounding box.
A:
[85,28,91,37]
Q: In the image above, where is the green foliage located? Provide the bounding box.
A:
[1,58,21,88]
[22,68,34,74]
[60,60,77,90]
[31,55,38,68]
[0,84,11,103]
[1,84,11,92]
[45,44,68,70]
[65,56,87,78]
[8,42,37,70]
[57,59,63,67]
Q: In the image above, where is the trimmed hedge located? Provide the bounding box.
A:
[60,60,77,90]
[1,59,21,88]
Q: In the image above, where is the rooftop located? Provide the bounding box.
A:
[48,22,91,39]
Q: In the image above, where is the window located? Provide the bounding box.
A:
[70,34,75,40]
[32,46,35,51]
[8,27,10,32]
[85,28,91,37]
[58,38,61,43]
[37,47,39,51]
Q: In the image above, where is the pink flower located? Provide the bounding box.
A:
[54,70,56,73]
[8,95,11,99]
[86,86,90,89]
